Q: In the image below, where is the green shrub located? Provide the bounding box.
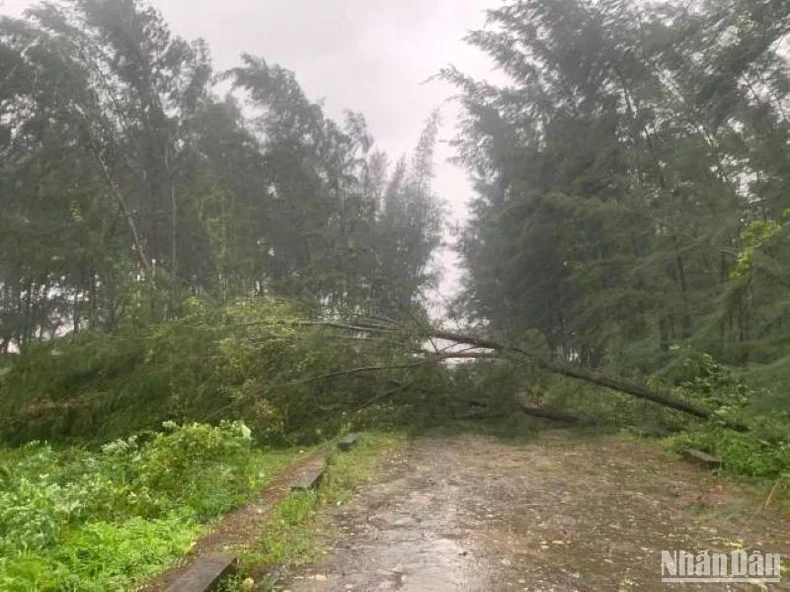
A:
[0,298,434,446]
[667,426,790,479]
[662,348,790,480]
[0,421,277,591]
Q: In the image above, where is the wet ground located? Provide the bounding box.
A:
[285,432,790,591]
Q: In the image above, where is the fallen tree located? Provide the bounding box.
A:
[520,403,584,425]
[429,330,713,420]
[295,319,750,433]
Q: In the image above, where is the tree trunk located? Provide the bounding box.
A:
[521,403,583,425]
[428,329,749,432]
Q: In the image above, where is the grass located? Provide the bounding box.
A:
[254,490,324,575]
[0,423,303,591]
[615,428,790,518]
[321,432,402,502]
[226,431,403,591]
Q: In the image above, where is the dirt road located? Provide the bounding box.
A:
[286,432,789,591]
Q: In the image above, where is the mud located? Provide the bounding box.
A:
[285,432,789,591]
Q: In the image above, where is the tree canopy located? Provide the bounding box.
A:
[444,0,790,403]
[0,0,444,352]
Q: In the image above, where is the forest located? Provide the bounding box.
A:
[1,0,789,589]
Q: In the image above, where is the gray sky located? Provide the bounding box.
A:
[2,0,499,302]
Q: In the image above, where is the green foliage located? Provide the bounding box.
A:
[426,361,538,438]
[1,0,444,353]
[730,218,786,280]
[439,0,790,467]
[109,421,258,520]
[448,0,790,380]
[662,347,790,480]
[667,428,790,480]
[1,516,201,592]
[276,491,318,526]
[667,347,750,422]
[0,298,447,445]
[0,421,288,591]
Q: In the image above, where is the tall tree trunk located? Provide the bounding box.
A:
[86,138,151,274]
[427,328,748,431]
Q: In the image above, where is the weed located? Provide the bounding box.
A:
[321,432,402,503]
[0,422,300,591]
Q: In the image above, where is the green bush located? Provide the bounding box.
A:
[662,348,790,480]
[0,421,273,591]
[667,427,790,479]
[0,298,436,446]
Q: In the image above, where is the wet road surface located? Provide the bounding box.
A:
[286,432,789,591]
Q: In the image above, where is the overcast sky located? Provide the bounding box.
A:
[2,0,500,302]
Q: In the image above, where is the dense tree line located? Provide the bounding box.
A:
[0,0,443,352]
[0,0,788,483]
[447,0,790,404]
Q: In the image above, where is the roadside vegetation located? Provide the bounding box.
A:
[0,422,301,591]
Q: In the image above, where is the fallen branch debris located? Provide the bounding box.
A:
[302,319,749,432]
[520,403,584,425]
